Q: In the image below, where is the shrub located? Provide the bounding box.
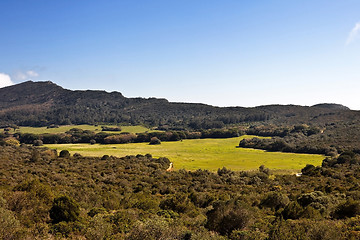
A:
[217,167,232,176]
[333,199,360,219]
[59,150,70,158]
[0,207,21,240]
[33,139,43,146]
[282,201,303,220]
[86,215,112,240]
[206,201,252,236]
[268,219,342,240]
[160,194,194,213]
[49,196,80,223]
[260,192,289,210]
[30,150,41,162]
[51,221,85,238]
[301,164,321,176]
[88,207,106,217]
[110,209,139,234]
[125,217,183,240]
[259,165,271,175]
[101,126,122,131]
[149,137,161,145]
[4,138,20,146]
[132,193,159,211]
[73,153,82,158]
[189,191,215,208]
[297,191,325,208]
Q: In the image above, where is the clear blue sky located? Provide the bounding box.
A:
[1,0,360,109]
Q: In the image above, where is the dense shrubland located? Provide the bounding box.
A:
[239,123,360,155]
[1,145,360,239]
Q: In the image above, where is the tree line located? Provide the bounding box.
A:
[2,128,242,145]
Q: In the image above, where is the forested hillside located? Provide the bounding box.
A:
[0,81,358,129]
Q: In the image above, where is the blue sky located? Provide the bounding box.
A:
[1,0,360,109]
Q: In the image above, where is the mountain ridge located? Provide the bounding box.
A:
[0,80,357,128]
[1,80,350,109]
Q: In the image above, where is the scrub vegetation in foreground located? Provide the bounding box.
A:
[0,145,360,239]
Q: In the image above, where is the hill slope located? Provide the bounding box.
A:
[0,81,358,129]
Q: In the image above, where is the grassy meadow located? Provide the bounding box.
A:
[44,135,324,172]
[2,124,156,134]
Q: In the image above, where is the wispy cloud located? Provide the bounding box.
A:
[14,70,40,80]
[346,22,360,45]
[0,73,14,88]
[26,70,39,77]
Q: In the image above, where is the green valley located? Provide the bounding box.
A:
[44,136,323,172]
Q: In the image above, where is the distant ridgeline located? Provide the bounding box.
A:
[0,81,357,130]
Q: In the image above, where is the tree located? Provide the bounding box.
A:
[149,137,161,145]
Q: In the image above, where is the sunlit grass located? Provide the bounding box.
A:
[44,136,324,172]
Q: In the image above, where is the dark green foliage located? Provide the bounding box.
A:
[49,196,80,223]
[125,217,184,240]
[297,191,325,208]
[59,150,70,158]
[32,139,43,146]
[29,150,41,162]
[206,200,253,236]
[260,192,289,210]
[268,139,289,152]
[217,166,233,176]
[17,133,39,144]
[239,122,360,156]
[189,191,214,208]
[159,194,194,213]
[87,207,106,217]
[268,219,343,240]
[259,165,271,175]
[51,221,84,237]
[101,126,121,131]
[301,164,321,176]
[282,201,304,220]
[73,153,82,158]
[0,207,22,240]
[333,199,360,219]
[149,137,161,145]
[337,151,356,164]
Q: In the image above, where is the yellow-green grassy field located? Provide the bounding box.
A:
[44,136,324,172]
